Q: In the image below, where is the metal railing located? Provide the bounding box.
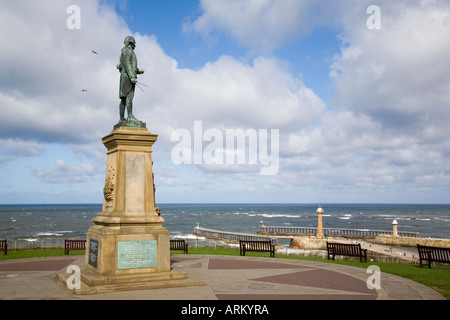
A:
[258,226,420,238]
[193,226,280,242]
[3,238,67,250]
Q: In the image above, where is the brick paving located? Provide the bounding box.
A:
[0,258,77,272]
[0,254,445,300]
[215,293,376,300]
[252,269,375,294]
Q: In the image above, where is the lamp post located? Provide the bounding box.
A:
[316,205,324,238]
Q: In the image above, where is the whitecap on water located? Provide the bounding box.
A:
[172,234,205,240]
[258,213,301,218]
[36,232,62,237]
[35,231,72,237]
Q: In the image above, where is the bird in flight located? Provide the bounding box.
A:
[92,50,98,54]
[81,89,87,92]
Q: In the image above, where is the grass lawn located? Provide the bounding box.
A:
[1,247,448,299]
[0,249,85,260]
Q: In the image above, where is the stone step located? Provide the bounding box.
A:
[55,268,204,295]
[92,277,205,294]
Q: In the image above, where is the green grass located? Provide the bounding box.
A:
[2,247,449,299]
[0,249,85,260]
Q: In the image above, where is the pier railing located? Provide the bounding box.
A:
[193,226,282,242]
[258,226,420,238]
[4,238,66,250]
[193,225,420,243]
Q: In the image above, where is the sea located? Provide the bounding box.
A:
[1,203,450,241]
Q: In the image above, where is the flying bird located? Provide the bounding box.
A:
[81,89,87,92]
[92,50,98,54]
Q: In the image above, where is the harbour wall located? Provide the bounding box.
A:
[373,235,450,248]
[289,235,450,250]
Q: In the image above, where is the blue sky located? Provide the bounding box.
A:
[1,0,450,204]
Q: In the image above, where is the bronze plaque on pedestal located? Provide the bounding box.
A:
[117,240,157,270]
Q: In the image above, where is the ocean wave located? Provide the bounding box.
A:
[35,232,64,237]
[35,231,74,237]
[257,213,302,218]
[2,204,449,240]
[171,234,205,240]
[434,217,450,222]
[0,226,19,231]
[229,212,302,219]
[232,212,252,215]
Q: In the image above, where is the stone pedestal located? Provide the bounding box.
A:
[86,126,169,276]
[58,126,203,294]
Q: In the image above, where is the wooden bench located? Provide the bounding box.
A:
[0,239,7,255]
[327,242,367,262]
[170,239,188,254]
[417,244,450,268]
[239,239,275,258]
[65,239,86,255]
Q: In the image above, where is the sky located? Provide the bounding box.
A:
[1,0,450,204]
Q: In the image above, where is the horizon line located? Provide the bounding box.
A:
[1,202,450,206]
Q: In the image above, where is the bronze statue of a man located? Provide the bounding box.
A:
[117,36,144,124]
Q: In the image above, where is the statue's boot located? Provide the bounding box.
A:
[127,105,137,121]
[119,102,126,121]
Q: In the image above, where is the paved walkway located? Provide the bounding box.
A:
[0,254,444,300]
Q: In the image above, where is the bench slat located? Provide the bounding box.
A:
[0,239,7,256]
[417,244,450,268]
[239,240,275,258]
[170,239,188,254]
[65,239,86,255]
[327,242,367,263]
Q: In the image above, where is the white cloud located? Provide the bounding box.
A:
[0,0,326,198]
[184,0,339,52]
[0,0,130,143]
[331,0,450,134]
[128,34,326,148]
[1,0,450,203]
[0,138,45,164]
[317,0,450,197]
[33,158,100,184]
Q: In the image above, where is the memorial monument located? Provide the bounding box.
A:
[58,36,203,294]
